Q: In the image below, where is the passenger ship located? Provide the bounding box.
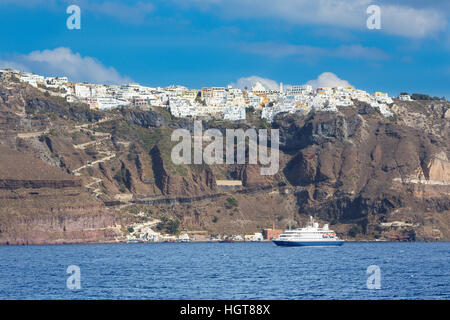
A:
[273,216,344,247]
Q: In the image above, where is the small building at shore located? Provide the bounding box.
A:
[263,228,283,240]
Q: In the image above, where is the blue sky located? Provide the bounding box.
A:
[0,0,449,97]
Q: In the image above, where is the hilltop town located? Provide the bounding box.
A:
[0,67,449,245]
[1,68,423,123]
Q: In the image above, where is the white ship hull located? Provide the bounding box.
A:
[273,216,345,247]
[273,239,344,246]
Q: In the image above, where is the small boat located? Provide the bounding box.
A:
[177,233,190,243]
[273,216,344,247]
[126,239,140,244]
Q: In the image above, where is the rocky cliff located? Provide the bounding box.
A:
[0,81,449,243]
[277,107,449,238]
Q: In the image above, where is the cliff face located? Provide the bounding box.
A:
[275,105,449,239]
[0,81,449,242]
[0,212,121,245]
[409,151,450,186]
[0,84,123,244]
[0,142,122,244]
[150,145,217,197]
[121,108,169,128]
[0,179,81,189]
[132,104,448,239]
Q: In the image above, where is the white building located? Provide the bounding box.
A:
[169,98,199,118]
[399,94,412,101]
[21,78,38,87]
[287,84,312,95]
[45,77,68,86]
[251,81,267,93]
[252,233,264,241]
[75,85,92,98]
[247,93,263,107]
[20,72,44,87]
[224,105,246,121]
[97,97,130,110]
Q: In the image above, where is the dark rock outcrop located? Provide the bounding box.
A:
[0,179,81,189]
[121,108,169,128]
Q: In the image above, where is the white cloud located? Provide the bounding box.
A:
[229,75,280,90]
[0,59,28,72]
[306,72,352,89]
[381,5,447,38]
[240,42,389,60]
[0,1,155,25]
[88,1,155,25]
[229,73,352,91]
[175,0,448,38]
[4,0,446,37]
[3,0,448,37]
[0,47,131,84]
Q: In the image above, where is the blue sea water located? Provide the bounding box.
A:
[0,242,449,300]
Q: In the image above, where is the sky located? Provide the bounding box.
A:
[0,0,449,97]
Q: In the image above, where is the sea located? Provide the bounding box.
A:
[0,242,449,300]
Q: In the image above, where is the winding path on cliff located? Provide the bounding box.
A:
[69,116,120,197]
[72,152,116,175]
[73,135,111,150]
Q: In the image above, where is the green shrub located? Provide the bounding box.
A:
[348,225,361,238]
[225,197,238,209]
[156,217,181,234]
